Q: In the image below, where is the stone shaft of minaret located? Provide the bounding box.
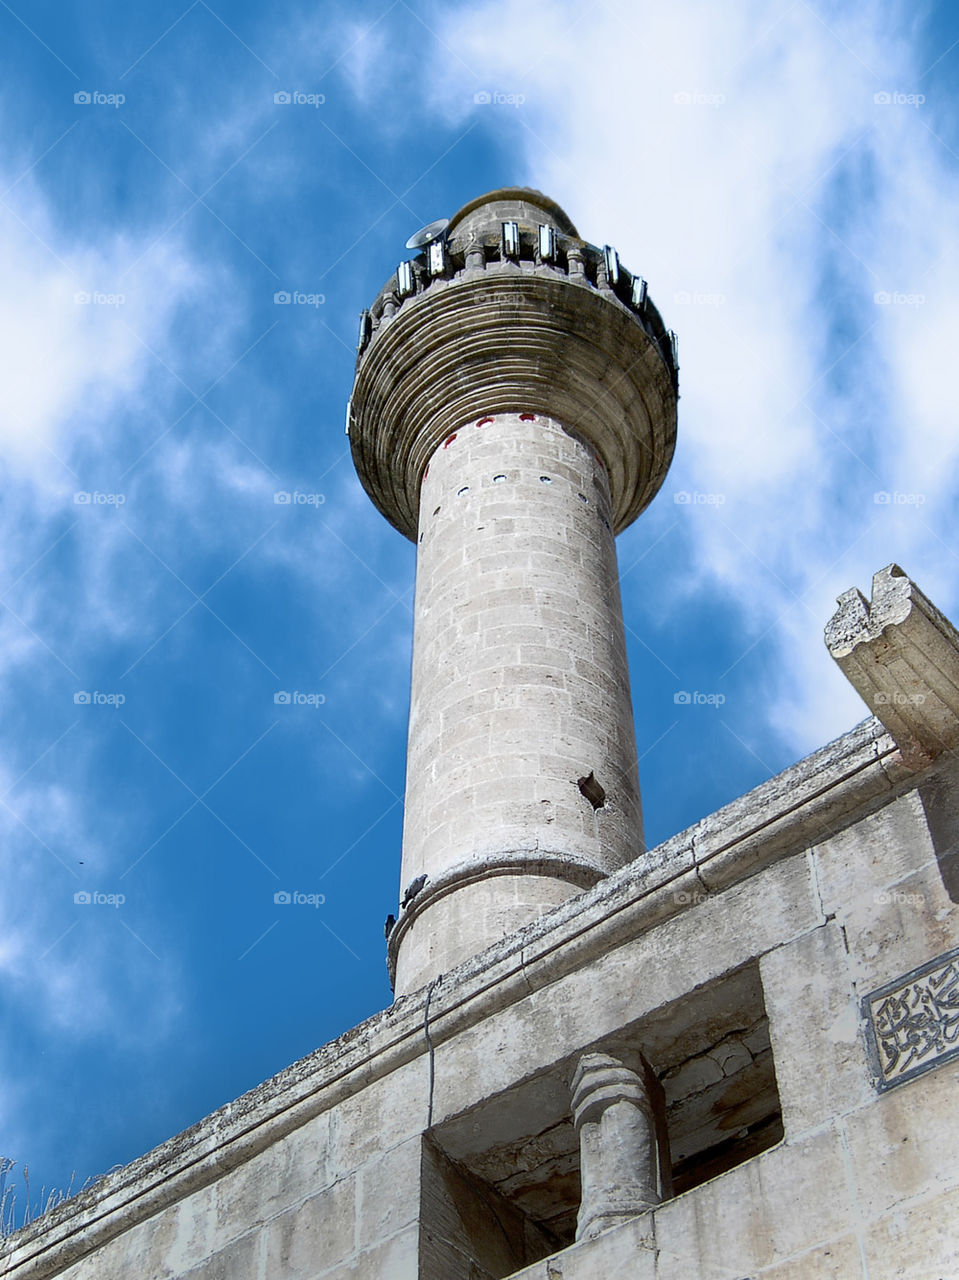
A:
[348,189,678,996]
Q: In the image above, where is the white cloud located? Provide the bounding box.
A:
[0,182,198,467]
[425,0,959,756]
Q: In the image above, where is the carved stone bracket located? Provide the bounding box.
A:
[825,564,959,769]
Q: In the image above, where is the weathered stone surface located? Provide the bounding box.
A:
[261,1180,356,1279]
[354,1137,421,1249]
[654,1128,854,1278]
[179,1233,261,1280]
[761,922,873,1138]
[839,859,957,998]
[749,1236,865,1279]
[826,563,959,768]
[335,1225,418,1279]
[863,1183,959,1280]
[507,1215,657,1279]
[841,1061,959,1220]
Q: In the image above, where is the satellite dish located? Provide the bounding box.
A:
[405,218,450,251]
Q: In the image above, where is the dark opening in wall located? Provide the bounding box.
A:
[577,771,606,810]
[638,960,783,1196]
[424,960,782,1276]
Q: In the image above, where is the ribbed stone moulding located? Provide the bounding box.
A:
[349,188,677,545]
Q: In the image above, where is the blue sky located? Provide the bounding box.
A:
[1,0,958,1225]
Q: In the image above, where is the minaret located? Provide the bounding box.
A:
[348,189,677,996]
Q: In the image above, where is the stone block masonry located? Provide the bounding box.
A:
[393,412,644,993]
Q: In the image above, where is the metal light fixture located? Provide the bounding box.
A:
[428,240,446,277]
[631,275,647,310]
[538,224,556,262]
[604,245,620,286]
[502,221,520,258]
[396,261,414,296]
[357,310,372,349]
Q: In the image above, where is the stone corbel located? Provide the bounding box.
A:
[825,564,959,769]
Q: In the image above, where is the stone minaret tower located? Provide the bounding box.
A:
[348,189,677,996]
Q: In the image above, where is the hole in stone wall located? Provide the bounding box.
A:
[457,486,469,497]
[520,413,536,421]
[477,416,494,427]
[493,474,507,484]
[577,771,606,810]
[540,476,553,484]
[433,506,441,517]
[577,493,589,504]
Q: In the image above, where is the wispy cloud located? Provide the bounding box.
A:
[424,0,959,754]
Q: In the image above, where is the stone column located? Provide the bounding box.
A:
[571,1052,667,1241]
[392,411,644,994]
